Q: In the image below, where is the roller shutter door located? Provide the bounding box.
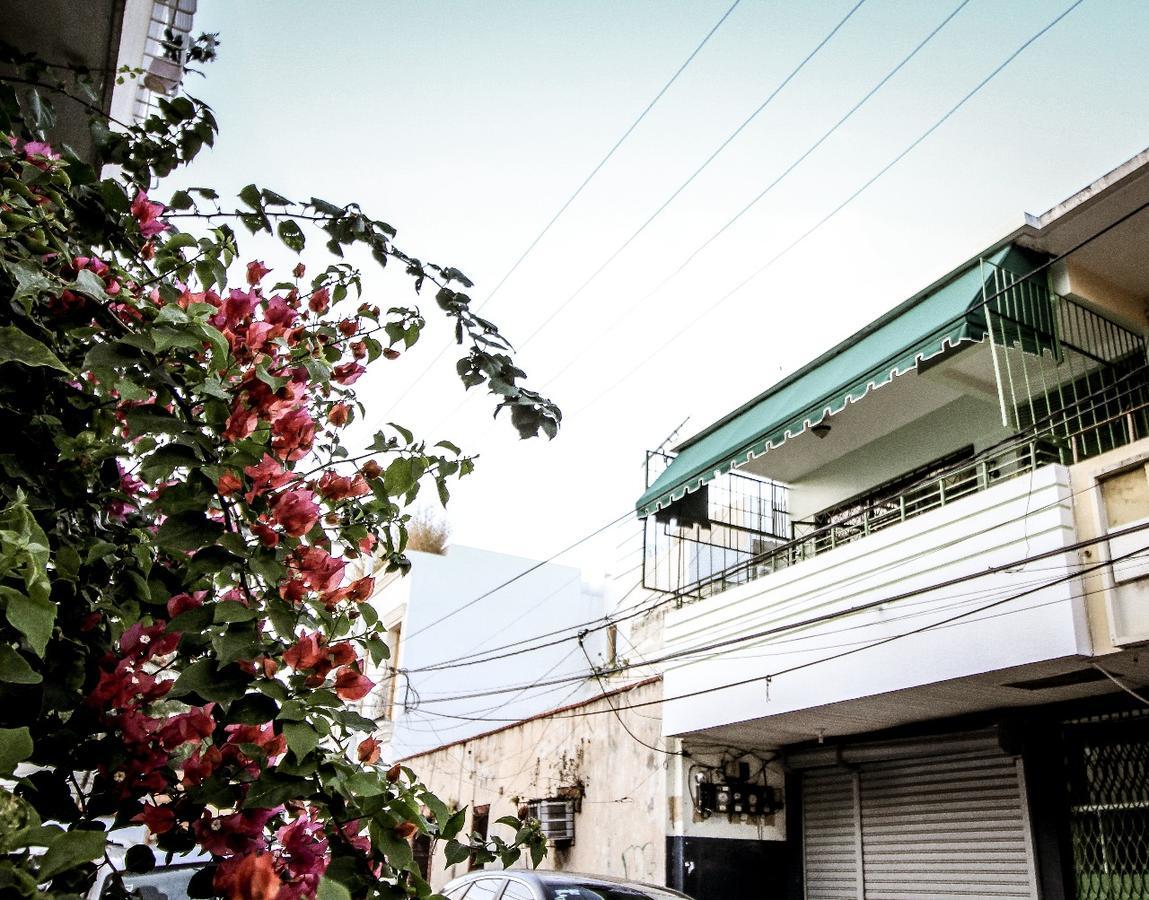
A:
[802,738,1038,899]
[803,768,861,900]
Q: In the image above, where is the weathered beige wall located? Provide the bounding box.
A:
[1053,259,1149,334]
[1069,436,1149,653]
[403,678,667,889]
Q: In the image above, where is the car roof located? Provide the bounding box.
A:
[443,870,691,898]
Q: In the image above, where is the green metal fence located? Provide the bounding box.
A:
[1064,710,1149,900]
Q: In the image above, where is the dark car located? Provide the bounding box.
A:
[440,870,693,900]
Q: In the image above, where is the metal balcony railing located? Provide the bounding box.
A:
[661,365,1149,604]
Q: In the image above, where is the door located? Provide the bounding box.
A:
[802,737,1039,899]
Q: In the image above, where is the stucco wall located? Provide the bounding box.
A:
[403,678,667,890]
[1068,435,1149,652]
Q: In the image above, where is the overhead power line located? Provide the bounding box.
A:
[403,509,632,639]
[539,0,973,391]
[411,539,1149,722]
[396,177,1143,675]
[421,0,870,434]
[512,0,870,350]
[569,0,1089,417]
[405,520,1149,706]
[375,0,744,423]
[401,362,1149,674]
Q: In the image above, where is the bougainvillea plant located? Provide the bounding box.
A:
[0,41,554,900]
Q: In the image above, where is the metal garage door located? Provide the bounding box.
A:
[803,737,1039,899]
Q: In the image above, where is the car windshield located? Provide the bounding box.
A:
[546,884,682,900]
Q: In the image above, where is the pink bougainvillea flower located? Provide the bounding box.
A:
[246,260,272,285]
[197,807,280,857]
[333,667,374,701]
[182,745,222,786]
[22,140,59,161]
[357,736,381,764]
[264,295,299,327]
[167,591,205,618]
[271,407,315,461]
[252,522,280,548]
[327,403,349,427]
[223,723,286,764]
[271,488,319,537]
[295,546,345,593]
[217,470,243,496]
[214,852,283,900]
[133,803,176,835]
[332,362,365,385]
[283,631,325,671]
[243,454,295,503]
[308,287,330,314]
[130,189,170,239]
[158,704,216,749]
[315,471,369,502]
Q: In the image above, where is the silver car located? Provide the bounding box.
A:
[441,870,694,900]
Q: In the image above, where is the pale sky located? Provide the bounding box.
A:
[172,0,1149,582]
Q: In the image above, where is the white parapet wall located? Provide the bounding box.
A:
[662,464,1090,738]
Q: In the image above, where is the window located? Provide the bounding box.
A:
[468,804,490,871]
[1100,465,1149,585]
[464,878,505,900]
[545,885,681,900]
[502,881,538,900]
[443,886,471,900]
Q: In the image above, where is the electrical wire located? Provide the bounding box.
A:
[395,192,1146,676]
[568,0,1089,418]
[403,509,632,639]
[538,0,972,392]
[422,0,871,434]
[403,521,1149,706]
[1090,663,1149,708]
[415,542,1149,724]
[373,0,745,424]
[512,0,870,350]
[399,369,1145,678]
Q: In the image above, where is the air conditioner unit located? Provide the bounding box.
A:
[527,799,575,845]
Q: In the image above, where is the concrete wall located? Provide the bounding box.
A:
[1069,436,1149,652]
[1053,259,1149,335]
[403,678,667,890]
[661,465,1088,738]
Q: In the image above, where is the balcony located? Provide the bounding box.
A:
[644,263,1149,605]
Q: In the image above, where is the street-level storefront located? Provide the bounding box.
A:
[789,705,1149,900]
[797,732,1039,899]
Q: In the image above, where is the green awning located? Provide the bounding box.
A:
[636,247,1019,517]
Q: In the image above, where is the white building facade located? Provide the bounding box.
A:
[635,151,1149,900]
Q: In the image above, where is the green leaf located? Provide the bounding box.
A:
[156,511,224,553]
[389,422,414,445]
[72,268,109,301]
[284,721,320,761]
[383,457,414,496]
[239,183,262,210]
[228,693,278,725]
[37,829,107,882]
[0,588,53,657]
[443,839,471,867]
[171,658,250,702]
[213,601,258,623]
[0,727,32,776]
[1,260,56,310]
[0,646,41,685]
[0,326,68,373]
[277,219,306,252]
[375,822,415,872]
[316,877,352,900]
